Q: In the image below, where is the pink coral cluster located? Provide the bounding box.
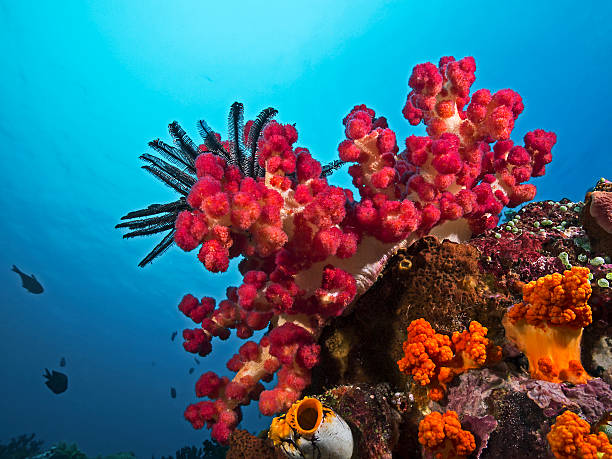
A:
[340,57,556,237]
[175,56,556,443]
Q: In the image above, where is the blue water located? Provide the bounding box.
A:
[0,1,610,457]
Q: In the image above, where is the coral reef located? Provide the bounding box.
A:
[30,442,135,459]
[115,53,612,458]
[294,190,609,459]
[160,440,228,459]
[311,236,509,394]
[117,54,556,443]
[468,191,612,380]
[444,368,612,458]
[225,430,283,459]
[398,367,550,457]
[0,433,44,459]
[469,199,582,286]
[390,237,510,337]
[520,377,612,423]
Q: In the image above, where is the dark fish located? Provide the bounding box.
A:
[43,369,67,394]
[194,357,200,365]
[188,368,194,374]
[12,265,43,294]
[171,331,177,341]
[59,357,66,367]
[170,387,176,398]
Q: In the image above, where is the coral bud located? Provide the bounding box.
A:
[198,240,230,272]
[195,371,225,398]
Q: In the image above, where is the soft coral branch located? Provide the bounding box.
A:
[343,56,556,239]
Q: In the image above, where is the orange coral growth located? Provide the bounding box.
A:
[507,266,592,327]
[547,411,612,459]
[452,321,497,367]
[397,319,500,400]
[504,267,593,384]
[397,318,453,388]
[418,411,476,459]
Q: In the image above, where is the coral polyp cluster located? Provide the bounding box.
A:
[547,410,612,459]
[504,266,593,384]
[418,410,476,458]
[117,55,561,445]
[397,319,500,401]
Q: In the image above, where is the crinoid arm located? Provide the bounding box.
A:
[321,159,346,177]
[116,104,291,266]
[116,198,189,266]
[115,119,201,266]
[246,107,278,177]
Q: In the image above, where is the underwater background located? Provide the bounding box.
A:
[1,0,611,457]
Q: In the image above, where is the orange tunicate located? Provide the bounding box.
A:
[547,410,612,459]
[397,319,500,400]
[418,411,476,459]
[503,267,592,384]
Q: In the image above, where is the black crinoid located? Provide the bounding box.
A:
[116,102,345,267]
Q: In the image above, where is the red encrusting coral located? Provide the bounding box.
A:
[172,56,555,443]
[397,319,500,401]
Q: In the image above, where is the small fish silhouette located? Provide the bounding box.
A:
[171,331,177,341]
[59,357,66,367]
[188,368,194,374]
[194,357,200,365]
[12,265,43,294]
[43,369,68,394]
[170,387,176,399]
